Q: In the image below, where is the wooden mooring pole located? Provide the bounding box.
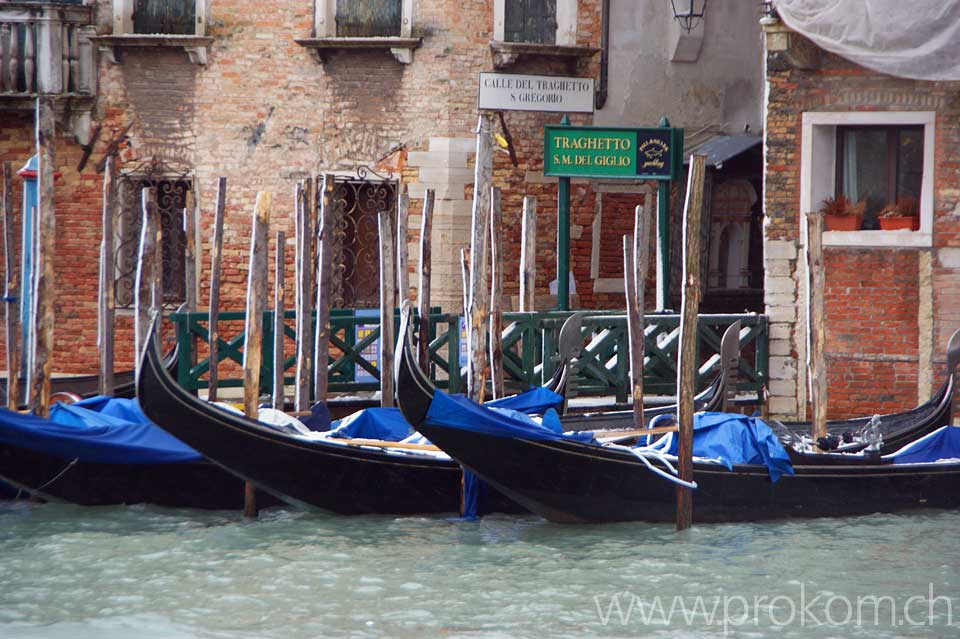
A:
[314,175,333,404]
[272,230,286,410]
[134,187,160,378]
[467,114,493,402]
[489,187,504,399]
[2,161,20,409]
[623,235,642,430]
[806,210,827,443]
[207,177,227,402]
[294,179,314,411]
[378,208,396,407]
[626,204,652,430]
[396,189,410,305]
[97,155,117,396]
[242,191,271,518]
[31,98,56,417]
[519,196,537,313]
[417,189,434,371]
[676,154,706,532]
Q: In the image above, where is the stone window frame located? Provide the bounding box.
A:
[493,0,577,46]
[98,0,212,64]
[299,0,419,64]
[490,0,597,70]
[800,111,935,248]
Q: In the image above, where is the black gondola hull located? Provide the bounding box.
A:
[0,441,270,509]
[414,422,960,523]
[138,328,520,515]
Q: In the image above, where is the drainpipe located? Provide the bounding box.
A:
[595,0,609,110]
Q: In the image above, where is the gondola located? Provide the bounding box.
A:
[137,311,736,515]
[397,307,960,523]
[0,393,275,509]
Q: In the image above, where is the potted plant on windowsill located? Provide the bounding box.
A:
[820,195,866,231]
[878,196,920,231]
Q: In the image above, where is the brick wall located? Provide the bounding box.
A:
[0,0,606,375]
[762,30,960,419]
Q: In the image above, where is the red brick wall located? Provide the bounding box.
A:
[823,250,919,418]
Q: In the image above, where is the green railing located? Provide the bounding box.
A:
[169,310,768,401]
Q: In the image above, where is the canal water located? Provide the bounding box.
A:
[0,502,957,638]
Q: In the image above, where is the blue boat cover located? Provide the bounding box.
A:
[326,386,565,442]
[890,425,960,464]
[327,407,412,441]
[425,391,595,443]
[0,397,201,464]
[485,386,563,414]
[656,412,794,483]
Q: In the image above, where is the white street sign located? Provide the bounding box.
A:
[478,72,595,113]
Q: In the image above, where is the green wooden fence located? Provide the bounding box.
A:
[169,310,768,401]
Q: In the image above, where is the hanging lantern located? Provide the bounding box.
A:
[670,0,708,32]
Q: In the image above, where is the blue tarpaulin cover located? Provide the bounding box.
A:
[327,386,565,442]
[485,386,563,415]
[0,397,201,464]
[656,412,794,483]
[327,408,412,441]
[425,391,595,443]
[890,425,960,464]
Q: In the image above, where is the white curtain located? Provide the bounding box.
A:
[774,0,960,81]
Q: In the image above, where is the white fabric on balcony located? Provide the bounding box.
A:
[774,0,960,81]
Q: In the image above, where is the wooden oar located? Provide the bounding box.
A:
[339,438,441,452]
[588,424,679,440]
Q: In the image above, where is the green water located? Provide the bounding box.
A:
[0,502,957,638]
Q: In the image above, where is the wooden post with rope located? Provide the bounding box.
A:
[294,179,314,411]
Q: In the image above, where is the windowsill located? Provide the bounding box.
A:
[295,37,422,64]
[821,230,933,249]
[92,34,214,65]
[489,40,599,70]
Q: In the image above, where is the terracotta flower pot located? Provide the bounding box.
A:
[824,214,864,231]
[879,216,919,231]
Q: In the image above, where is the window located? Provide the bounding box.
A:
[835,125,923,226]
[113,0,205,36]
[115,174,189,309]
[336,0,401,37]
[133,0,196,35]
[504,0,557,44]
[493,0,577,46]
[800,111,935,247]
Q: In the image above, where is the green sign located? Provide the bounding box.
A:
[543,125,683,180]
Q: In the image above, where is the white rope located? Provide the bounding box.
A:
[605,443,698,490]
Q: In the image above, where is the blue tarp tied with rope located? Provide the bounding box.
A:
[650,412,794,483]
[0,396,201,464]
